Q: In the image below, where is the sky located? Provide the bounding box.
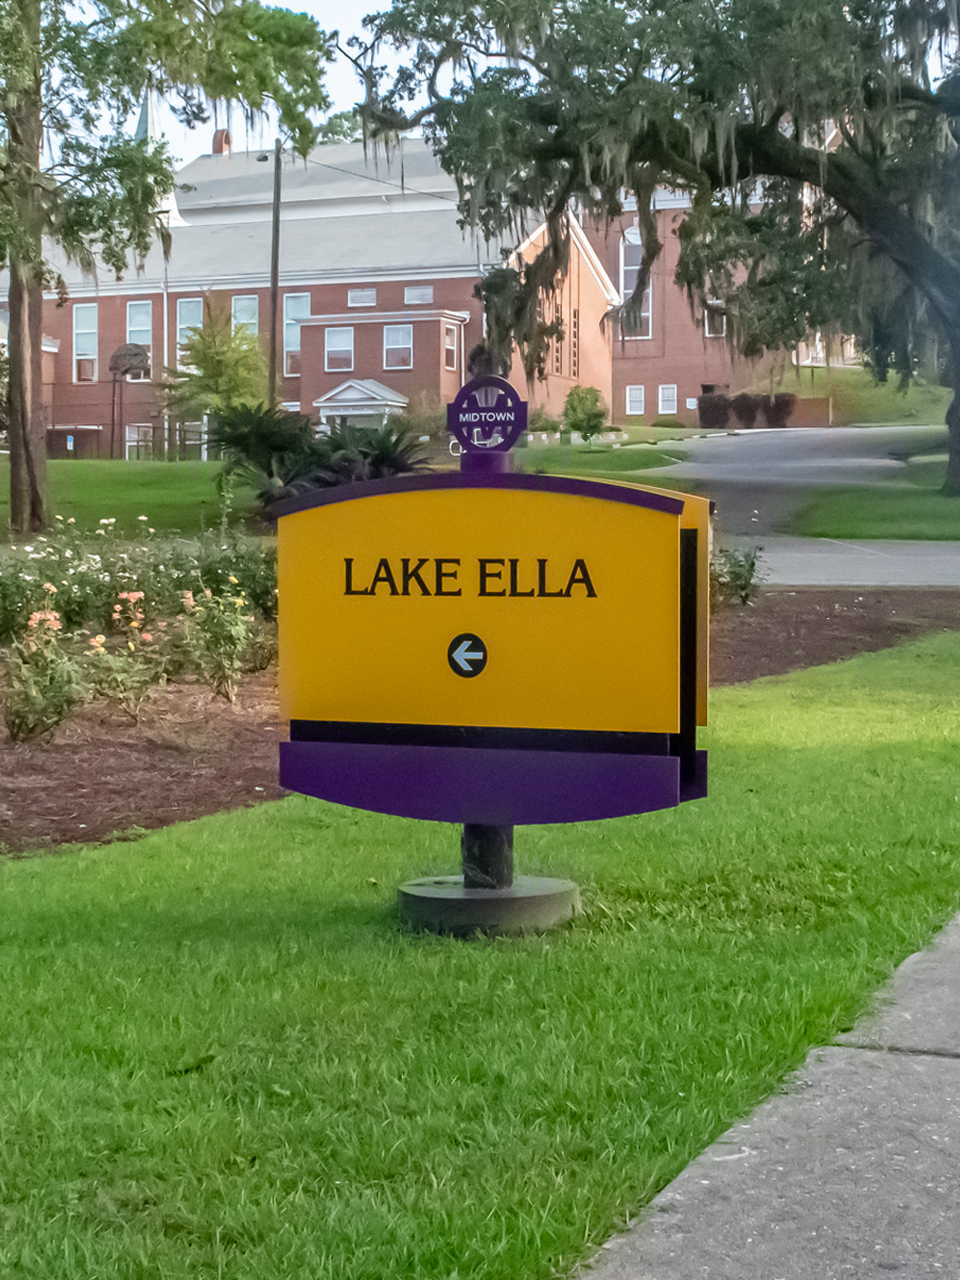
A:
[148,0,395,168]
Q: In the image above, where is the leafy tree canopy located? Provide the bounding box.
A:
[317,109,364,144]
[357,0,960,490]
[1,0,334,533]
[562,385,607,443]
[164,297,267,424]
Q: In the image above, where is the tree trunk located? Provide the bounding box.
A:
[6,0,49,535]
[944,351,960,496]
[732,125,960,496]
[7,255,47,534]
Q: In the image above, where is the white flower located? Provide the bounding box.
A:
[138,515,148,521]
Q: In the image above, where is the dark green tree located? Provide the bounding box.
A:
[1,0,333,534]
[163,296,267,427]
[562,385,607,445]
[317,109,364,144]
[357,0,960,492]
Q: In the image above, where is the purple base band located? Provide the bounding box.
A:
[280,741,707,824]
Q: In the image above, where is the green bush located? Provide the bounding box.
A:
[184,588,255,703]
[562,385,607,444]
[710,544,764,607]
[698,393,731,429]
[2,612,84,742]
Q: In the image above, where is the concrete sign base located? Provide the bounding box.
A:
[397,875,580,936]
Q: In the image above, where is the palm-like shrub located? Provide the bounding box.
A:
[209,406,431,513]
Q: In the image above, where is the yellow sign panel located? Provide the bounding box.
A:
[279,480,685,735]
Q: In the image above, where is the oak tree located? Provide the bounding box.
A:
[358,0,960,490]
[1,0,332,532]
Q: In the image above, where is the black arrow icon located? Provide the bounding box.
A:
[447,633,487,677]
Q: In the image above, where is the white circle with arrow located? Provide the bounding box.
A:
[447,633,488,678]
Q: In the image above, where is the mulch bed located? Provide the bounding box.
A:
[2,587,958,857]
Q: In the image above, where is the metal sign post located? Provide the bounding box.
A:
[276,377,711,935]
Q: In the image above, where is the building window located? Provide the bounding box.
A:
[348,288,377,307]
[125,423,154,461]
[283,293,310,376]
[325,327,354,372]
[620,227,652,338]
[126,300,152,380]
[176,298,203,367]
[444,324,457,371]
[405,285,434,305]
[384,324,413,369]
[658,384,678,415]
[553,303,563,376]
[571,309,580,381]
[232,294,259,336]
[625,385,645,416]
[73,303,97,382]
[704,300,727,337]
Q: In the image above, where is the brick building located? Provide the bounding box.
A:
[14,132,769,460]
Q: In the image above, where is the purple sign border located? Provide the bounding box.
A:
[280,742,707,825]
[272,470,685,519]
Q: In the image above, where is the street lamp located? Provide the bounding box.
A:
[257,138,283,407]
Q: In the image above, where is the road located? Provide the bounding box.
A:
[642,423,946,536]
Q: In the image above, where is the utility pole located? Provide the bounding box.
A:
[259,137,283,407]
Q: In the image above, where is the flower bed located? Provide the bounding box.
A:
[0,519,278,741]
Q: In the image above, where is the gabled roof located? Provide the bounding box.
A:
[314,379,409,415]
[176,137,459,224]
[43,208,506,294]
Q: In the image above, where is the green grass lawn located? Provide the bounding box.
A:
[0,460,257,539]
[759,365,952,426]
[788,425,960,539]
[790,485,960,539]
[518,441,685,477]
[3,634,960,1278]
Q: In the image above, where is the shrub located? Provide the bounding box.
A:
[710,545,764,608]
[562,385,607,444]
[758,393,797,428]
[208,405,431,513]
[84,638,166,722]
[183,588,255,703]
[729,392,761,428]
[2,611,84,742]
[0,523,279,646]
[698,393,730,429]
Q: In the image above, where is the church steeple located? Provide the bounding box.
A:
[134,88,163,145]
[134,89,186,228]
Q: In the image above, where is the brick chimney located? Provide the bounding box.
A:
[212,129,232,156]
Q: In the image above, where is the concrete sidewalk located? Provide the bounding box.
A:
[583,916,960,1279]
[720,535,960,587]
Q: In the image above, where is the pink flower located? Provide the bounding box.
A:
[27,610,61,631]
[141,633,153,643]
[42,583,56,594]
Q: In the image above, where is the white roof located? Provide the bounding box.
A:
[314,378,409,416]
[35,137,511,296]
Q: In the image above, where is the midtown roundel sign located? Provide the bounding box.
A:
[446,376,527,452]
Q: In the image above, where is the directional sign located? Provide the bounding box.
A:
[448,633,487,677]
[276,473,711,825]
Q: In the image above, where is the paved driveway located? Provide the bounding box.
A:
[643,424,947,535]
